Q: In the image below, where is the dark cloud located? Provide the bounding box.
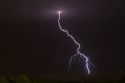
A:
[0,0,125,78]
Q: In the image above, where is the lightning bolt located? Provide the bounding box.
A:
[57,10,91,74]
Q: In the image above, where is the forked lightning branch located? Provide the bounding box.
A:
[57,10,91,74]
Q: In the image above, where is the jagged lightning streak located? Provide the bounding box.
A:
[57,10,90,74]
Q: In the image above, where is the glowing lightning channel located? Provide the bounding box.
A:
[57,10,91,74]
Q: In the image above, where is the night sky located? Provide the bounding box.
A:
[0,0,125,78]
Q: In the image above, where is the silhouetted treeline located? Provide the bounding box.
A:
[0,75,125,83]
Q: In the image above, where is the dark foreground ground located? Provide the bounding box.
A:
[0,74,125,83]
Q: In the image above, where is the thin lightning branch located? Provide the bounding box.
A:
[57,11,90,74]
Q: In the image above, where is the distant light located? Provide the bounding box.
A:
[57,10,62,14]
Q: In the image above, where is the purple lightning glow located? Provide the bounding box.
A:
[57,10,91,74]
